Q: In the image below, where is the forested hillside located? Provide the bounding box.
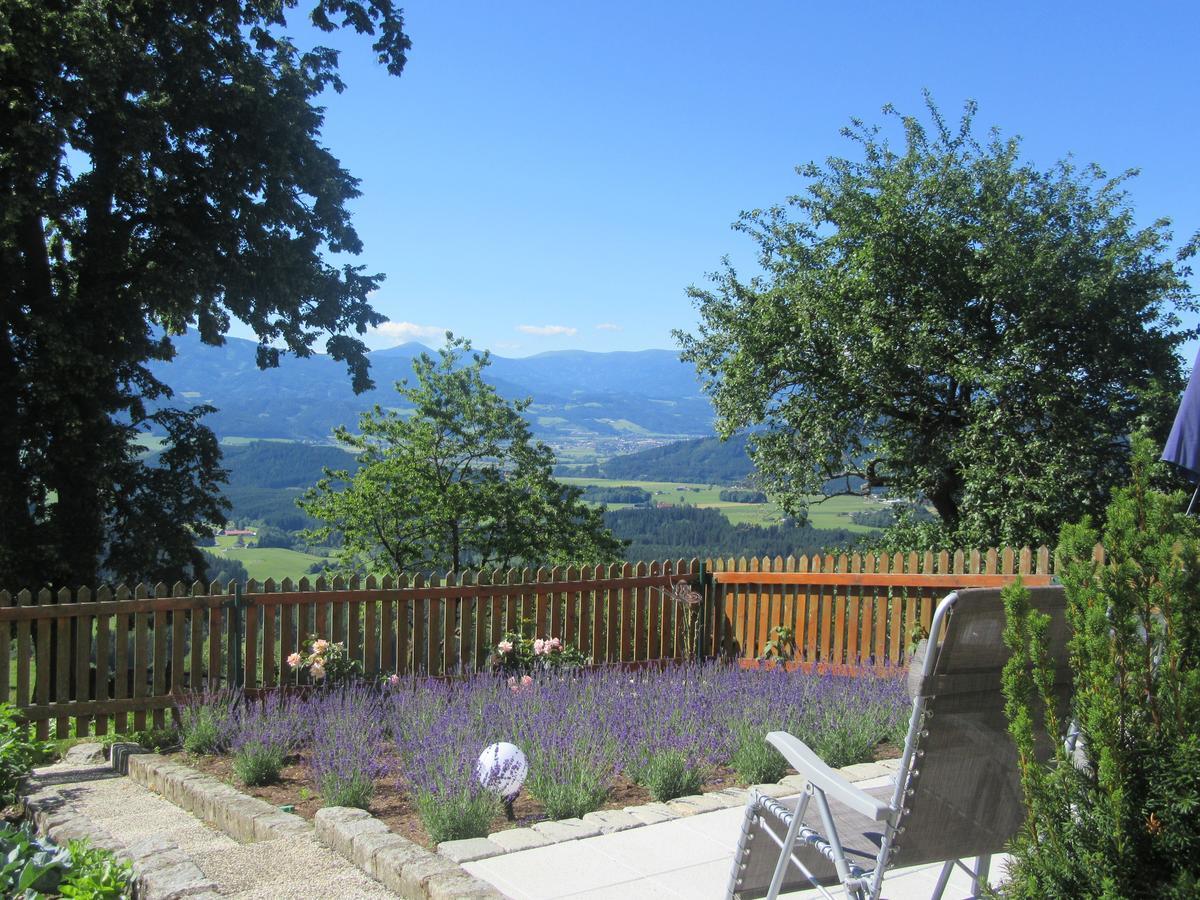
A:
[604,506,857,561]
[579,434,755,484]
[220,441,357,531]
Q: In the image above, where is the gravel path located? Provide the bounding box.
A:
[34,761,398,899]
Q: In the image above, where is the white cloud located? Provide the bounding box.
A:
[373,321,446,343]
[595,322,623,331]
[517,324,578,337]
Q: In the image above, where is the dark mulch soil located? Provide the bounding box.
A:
[178,739,901,850]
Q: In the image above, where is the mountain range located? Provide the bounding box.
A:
[146,331,715,441]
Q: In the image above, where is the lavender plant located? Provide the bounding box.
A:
[643,749,704,802]
[230,693,300,786]
[406,713,501,843]
[307,687,388,808]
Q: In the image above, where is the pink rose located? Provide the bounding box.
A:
[521,675,533,686]
[387,674,400,688]
[548,637,562,652]
[497,640,514,654]
[312,639,330,654]
[533,638,547,655]
[286,652,303,668]
[310,662,326,681]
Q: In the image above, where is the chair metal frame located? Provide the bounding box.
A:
[727,590,997,900]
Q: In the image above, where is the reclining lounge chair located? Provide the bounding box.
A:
[727,586,1071,900]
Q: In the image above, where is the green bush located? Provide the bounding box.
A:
[319,771,375,809]
[642,750,705,801]
[730,732,788,785]
[1001,433,1200,897]
[232,743,286,787]
[0,821,70,895]
[415,788,499,844]
[60,839,133,899]
[177,690,238,754]
[526,763,610,820]
[0,702,51,804]
[0,825,131,898]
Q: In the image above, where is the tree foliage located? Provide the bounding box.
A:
[678,96,1193,549]
[299,336,625,574]
[1001,434,1200,897]
[1,1,409,589]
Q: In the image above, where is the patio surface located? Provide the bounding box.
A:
[465,774,1008,900]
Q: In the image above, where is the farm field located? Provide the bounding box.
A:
[211,534,325,582]
[558,476,884,533]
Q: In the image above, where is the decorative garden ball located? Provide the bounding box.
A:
[477,742,528,797]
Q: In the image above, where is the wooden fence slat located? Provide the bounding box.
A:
[264,580,279,688]
[207,583,223,696]
[0,591,10,708]
[243,585,258,691]
[55,587,73,738]
[189,582,204,692]
[133,585,149,733]
[412,574,426,676]
[846,554,861,666]
[73,586,92,738]
[364,577,378,676]
[380,576,395,675]
[16,591,33,719]
[473,571,488,673]
[171,583,187,699]
[152,582,169,730]
[113,586,130,735]
[888,554,903,666]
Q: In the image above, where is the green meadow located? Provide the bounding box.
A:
[557,476,882,533]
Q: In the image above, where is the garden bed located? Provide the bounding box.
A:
[174,661,908,849]
[179,751,755,849]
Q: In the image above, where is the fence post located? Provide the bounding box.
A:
[227,583,245,689]
[697,565,713,661]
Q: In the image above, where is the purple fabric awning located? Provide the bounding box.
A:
[1162,349,1200,482]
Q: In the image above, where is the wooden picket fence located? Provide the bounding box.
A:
[707,545,1070,664]
[0,561,700,738]
[1,546,1082,736]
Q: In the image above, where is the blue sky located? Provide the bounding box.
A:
[257,0,1200,358]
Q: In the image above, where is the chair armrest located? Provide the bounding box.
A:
[766,731,893,822]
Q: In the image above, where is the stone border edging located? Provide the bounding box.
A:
[124,751,310,844]
[131,750,505,900]
[436,758,902,864]
[24,748,221,900]
[314,807,505,900]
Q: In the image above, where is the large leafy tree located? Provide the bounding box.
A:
[1,1,409,589]
[678,97,1194,549]
[299,336,625,574]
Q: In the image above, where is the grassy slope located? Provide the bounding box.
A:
[211,535,324,582]
[558,476,880,534]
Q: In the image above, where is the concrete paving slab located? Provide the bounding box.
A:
[467,839,645,899]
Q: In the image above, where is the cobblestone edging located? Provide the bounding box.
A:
[124,752,311,845]
[132,752,504,899]
[23,744,220,900]
[314,807,504,900]
[436,759,903,865]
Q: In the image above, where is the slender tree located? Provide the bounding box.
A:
[1,1,410,588]
[677,96,1194,548]
[300,335,625,574]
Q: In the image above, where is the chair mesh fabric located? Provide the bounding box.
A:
[893,586,1071,868]
[729,586,1071,899]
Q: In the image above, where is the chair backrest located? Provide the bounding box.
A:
[892,586,1071,868]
